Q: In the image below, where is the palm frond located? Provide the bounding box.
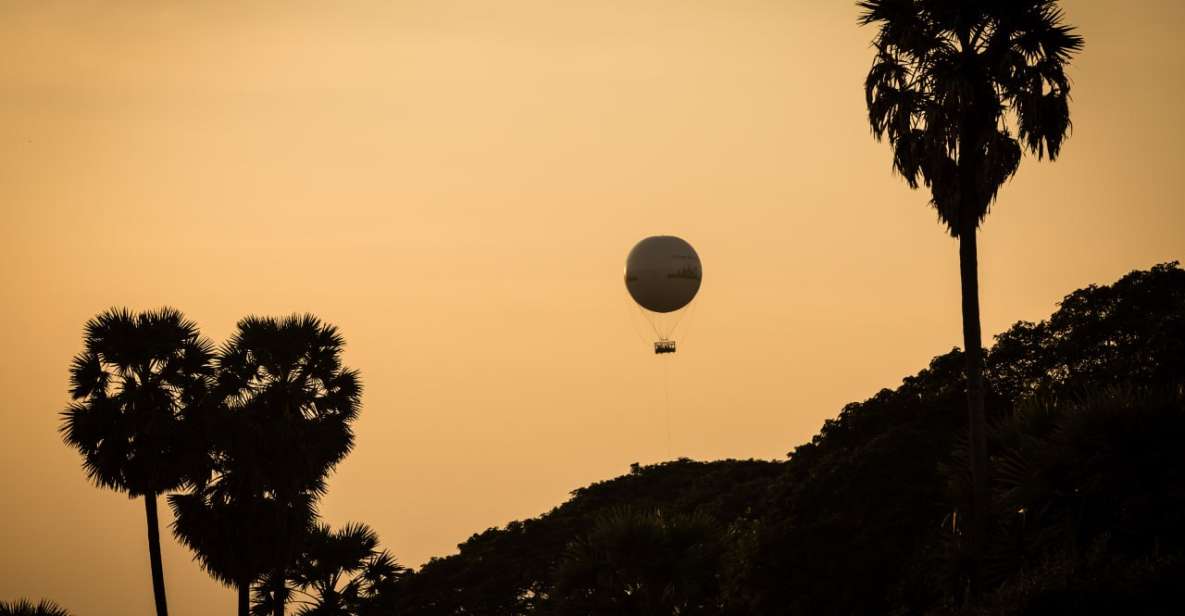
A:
[0,599,73,616]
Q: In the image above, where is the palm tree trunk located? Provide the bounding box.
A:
[958,221,990,593]
[144,491,170,616]
[238,583,249,616]
[272,568,284,616]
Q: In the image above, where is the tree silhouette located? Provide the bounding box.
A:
[988,385,1185,574]
[170,314,361,616]
[859,0,1083,587]
[0,600,72,616]
[988,262,1185,400]
[259,522,406,616]
[59,307,214,616]
[171,476,316,616]
[929,384,1185,613]
[553,507,725,616]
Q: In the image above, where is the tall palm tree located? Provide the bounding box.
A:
[859,0,1082,587]
[60,307,215,616]
[172,314,361,616]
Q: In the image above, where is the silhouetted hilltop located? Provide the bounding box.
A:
[395,263,1184,616]
[397,459,783,615]
[748,265,1185,615]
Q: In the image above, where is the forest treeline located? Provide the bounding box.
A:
[391,262,1184,616]
[9,262,1182,616]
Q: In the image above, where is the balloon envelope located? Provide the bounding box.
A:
[624,236,702,313]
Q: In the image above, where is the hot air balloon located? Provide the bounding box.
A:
[624,235,702,354]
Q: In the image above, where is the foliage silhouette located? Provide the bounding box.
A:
[59,307,215,616]
[929,386,1185,615]
[552,507,726,615]
[255,522,407,616]
[170,314,361,616]
[753,264,1182,615]
[988,262,1185,399]
[0,599,72,616]
[171,486,316,616]
[396,459,781,616]
[987,386,1183,579]
[860,0,1084,589]
[387,263,1182,615]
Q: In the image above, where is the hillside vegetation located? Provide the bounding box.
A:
[394,263,1185,615]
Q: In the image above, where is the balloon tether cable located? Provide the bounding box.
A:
[663,354,672,459]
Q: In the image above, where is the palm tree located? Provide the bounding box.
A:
[172,314,361,616]
[272,522,405,616]
[171,485,316,616]
[349,549,406,616]
[859,0,1083,587]
[60,307,215,616]
[0,599,72,616]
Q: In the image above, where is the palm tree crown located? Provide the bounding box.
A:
[861,0,1083,234]
[215,313,361,497]
[61,307,214,495]
[268,522,405,616]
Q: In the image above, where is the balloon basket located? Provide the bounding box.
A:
[654,340,677,354]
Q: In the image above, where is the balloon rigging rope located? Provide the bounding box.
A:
[665,305,690,341]
[671,300,699,347]
[640,305,663,341]
[626,304,653,350]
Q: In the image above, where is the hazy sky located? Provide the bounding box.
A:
[2,1,1182,614]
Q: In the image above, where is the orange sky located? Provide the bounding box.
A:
[2,1,1182,614]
